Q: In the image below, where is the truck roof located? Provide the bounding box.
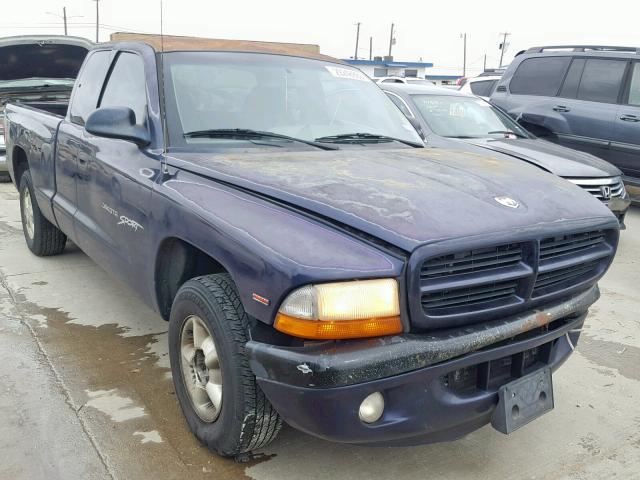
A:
[108,32,343,63]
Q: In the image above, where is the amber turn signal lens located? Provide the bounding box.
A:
[274,313,402,340]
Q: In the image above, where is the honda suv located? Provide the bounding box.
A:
[491,45,640,200]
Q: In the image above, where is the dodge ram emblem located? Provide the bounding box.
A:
[494,196,520,209]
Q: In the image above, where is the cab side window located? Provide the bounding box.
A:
[509,56,571,96]
[627,63,640,106]
[69,50,112,125]
[99,52,148,125]
[576,59,627,104]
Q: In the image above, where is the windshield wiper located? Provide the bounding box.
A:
[314,132,423,148]
[183,128,338,150]
[487,130,527,138]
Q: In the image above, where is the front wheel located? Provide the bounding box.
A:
[19,170,66,256]
[168,274,282,457]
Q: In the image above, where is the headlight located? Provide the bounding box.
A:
[274,279,402,339]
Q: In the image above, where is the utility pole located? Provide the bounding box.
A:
[369,36,372,61]
[483,54,487,72]
[388,23,395,57]
[460,33,467,77]
[499,32,511,67]
[354,22,361,60]
[93,0,100,42]
[46,7,81,35]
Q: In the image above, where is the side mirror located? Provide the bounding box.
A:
[407,116,426,140]
[85,107,150,147]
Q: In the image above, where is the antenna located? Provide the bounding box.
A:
[159,0,169,175]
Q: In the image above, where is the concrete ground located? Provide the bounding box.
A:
[0,181,639,480]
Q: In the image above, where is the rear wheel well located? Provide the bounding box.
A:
[155,238,228,320]
[12,146,29,186]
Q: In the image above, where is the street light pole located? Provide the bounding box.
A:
[94,0,100,42]
[63,7,68,35]
[354,22,361,60]
[388,23,394,57]
[461,33,467,77]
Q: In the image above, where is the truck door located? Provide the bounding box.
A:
[610,61,640,179]
[54,49,113,241]
[73,50,158,287]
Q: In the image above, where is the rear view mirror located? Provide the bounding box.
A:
[85,107,150,147]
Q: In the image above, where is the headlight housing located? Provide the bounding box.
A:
[274,279,402,340]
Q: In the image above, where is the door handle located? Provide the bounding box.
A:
[553,105,571,113]
[620,114,640,122]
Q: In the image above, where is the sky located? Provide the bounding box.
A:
[2,0,639,76]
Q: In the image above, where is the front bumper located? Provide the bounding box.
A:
[607,197,631,229]
[248,286,598,445]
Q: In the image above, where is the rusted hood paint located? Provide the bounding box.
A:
[169,147,616,251]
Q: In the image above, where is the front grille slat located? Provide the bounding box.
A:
[422,281,518,311]
[421,243,522,279]
[540,231,606,261]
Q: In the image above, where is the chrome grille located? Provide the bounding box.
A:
[567,177,625,201]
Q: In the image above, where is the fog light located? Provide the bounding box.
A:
[359,392,385,423]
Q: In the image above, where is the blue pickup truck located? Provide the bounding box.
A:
[4,39,620,457]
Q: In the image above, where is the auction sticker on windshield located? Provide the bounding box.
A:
[325,65,369,82]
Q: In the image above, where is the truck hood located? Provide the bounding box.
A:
[461,137,621,178]
[169,147,616,252]
[0,35,92,84]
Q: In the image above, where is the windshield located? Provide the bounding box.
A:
[163,52,422,147]
[0,78,75,90]
[410,94,530,138]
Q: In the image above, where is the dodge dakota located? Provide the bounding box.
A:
[4,39,620,457]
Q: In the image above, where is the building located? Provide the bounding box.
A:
[343,56,433,80]
[425,74,463,87]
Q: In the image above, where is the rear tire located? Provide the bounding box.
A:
[168,273,282,457]
[19,171,66,256]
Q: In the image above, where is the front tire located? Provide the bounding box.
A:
[169,274,282,457]
[19,171,66,256]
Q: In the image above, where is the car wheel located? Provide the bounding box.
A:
[169,273,282,457]
[19,170,67,256]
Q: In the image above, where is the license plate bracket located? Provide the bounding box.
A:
[491,367,554,434]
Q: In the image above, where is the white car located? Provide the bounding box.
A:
[458,75,502,100]
[373,76,435,86]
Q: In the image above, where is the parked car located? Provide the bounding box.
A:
[0,35,92,181]
[382,83,631,226]
[459,75,502,100]
[5,39,620,457]
[373,76,435,85]
[490,45,640,201]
